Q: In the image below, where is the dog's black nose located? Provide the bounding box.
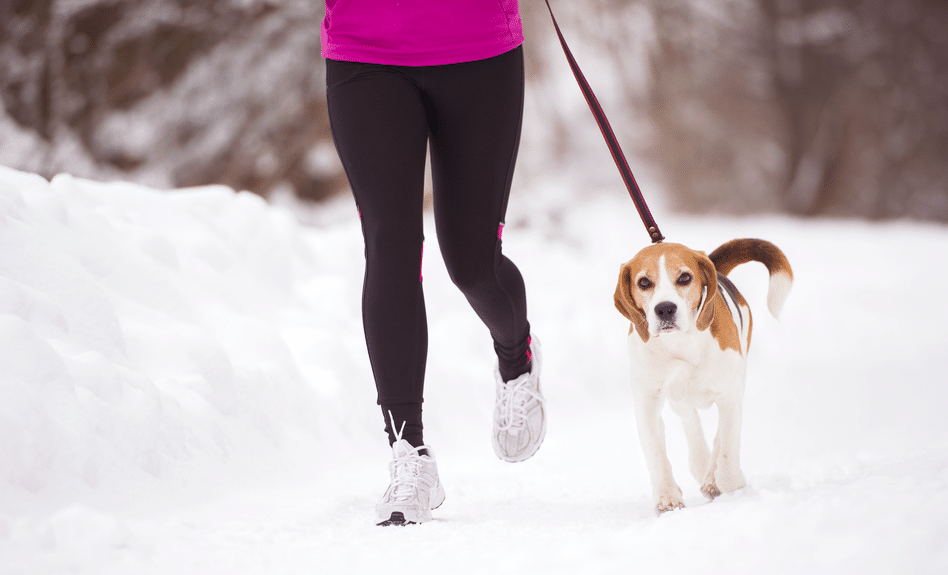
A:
[655,302,677,319]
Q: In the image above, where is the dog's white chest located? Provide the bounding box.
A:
[627,331,744,407]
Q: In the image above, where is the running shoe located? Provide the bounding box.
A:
[492,335,546,462]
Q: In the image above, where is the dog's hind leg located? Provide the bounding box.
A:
[669,402,711,485]
[701,431,722,499]
[706,396,746,497]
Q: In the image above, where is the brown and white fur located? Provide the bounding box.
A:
[614,239,793,513]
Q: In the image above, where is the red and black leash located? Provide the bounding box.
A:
[542,0,664,244]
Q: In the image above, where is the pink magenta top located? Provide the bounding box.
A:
[321,0,524,66]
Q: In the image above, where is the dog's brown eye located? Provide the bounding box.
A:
[637,277,653,290]
[677,272,693,286]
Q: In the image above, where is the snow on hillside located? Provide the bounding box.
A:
[1,165,947,574]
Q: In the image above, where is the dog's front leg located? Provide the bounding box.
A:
[633,392,684,513]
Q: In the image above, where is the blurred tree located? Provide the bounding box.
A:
[645,0,948,220]
[0,0,345,200]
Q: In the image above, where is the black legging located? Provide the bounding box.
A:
[326,46,531,448]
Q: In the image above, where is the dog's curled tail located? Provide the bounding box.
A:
[709,239,793,319]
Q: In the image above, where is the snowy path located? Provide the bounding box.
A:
[12,404,945,574]
[2,167,947,573]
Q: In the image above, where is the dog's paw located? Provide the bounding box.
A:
[700,478,721,500]
[655,492,685,514]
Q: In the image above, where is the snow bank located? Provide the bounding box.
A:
[0,166,373,506]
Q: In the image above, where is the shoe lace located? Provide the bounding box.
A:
[496,373,543,435]
[387,412,429,501]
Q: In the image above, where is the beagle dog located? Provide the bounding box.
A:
[614,239,793,513]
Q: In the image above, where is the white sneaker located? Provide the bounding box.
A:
[375,422,445,526]
[493,335,546,462]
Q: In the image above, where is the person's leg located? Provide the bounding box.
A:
[326,60,429,448]
[423,46,532,382]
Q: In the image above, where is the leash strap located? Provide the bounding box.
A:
[542,0,664,243]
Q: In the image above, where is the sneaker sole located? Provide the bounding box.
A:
[377,512,414,526]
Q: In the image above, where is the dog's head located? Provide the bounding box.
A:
[614,243,718,342]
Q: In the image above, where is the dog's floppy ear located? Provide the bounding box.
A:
[695,253,718,332]
[614,261,650,342]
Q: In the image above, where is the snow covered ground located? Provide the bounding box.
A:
[1,164,947,574]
